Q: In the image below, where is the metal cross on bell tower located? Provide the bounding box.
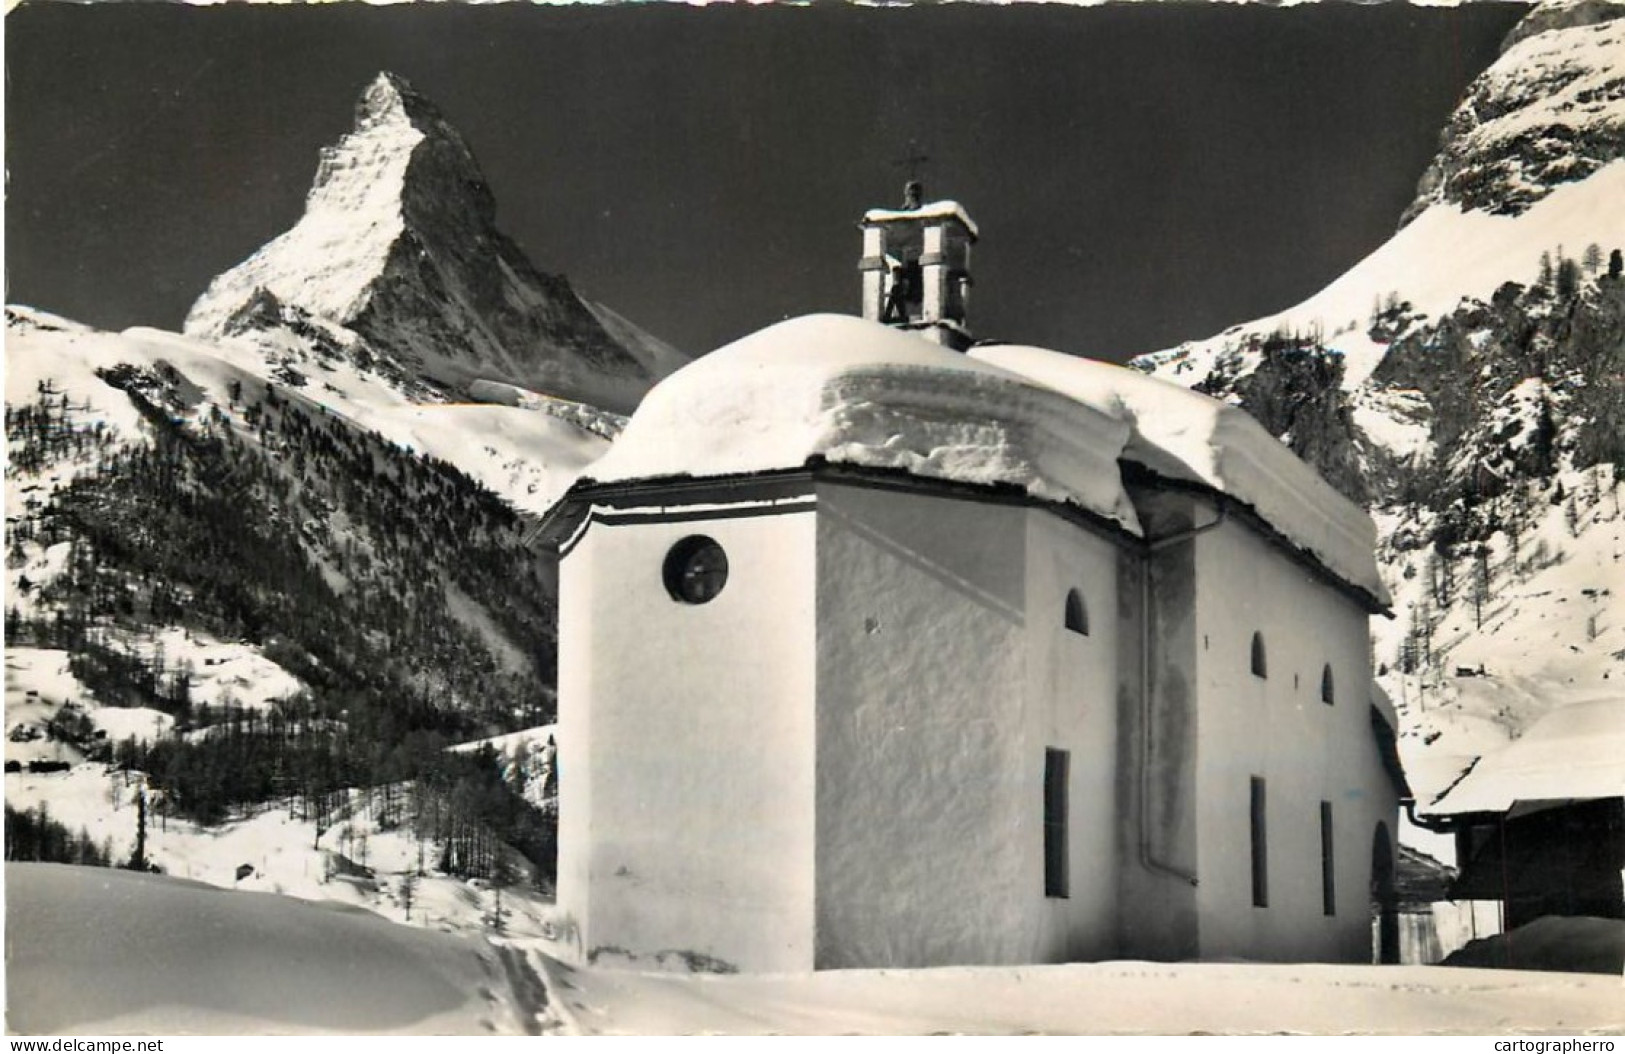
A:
[892,147,930,210]
[892,148,931,184]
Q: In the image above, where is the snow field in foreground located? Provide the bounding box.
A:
[8,863,1623,1036]
[5,863,549,1035]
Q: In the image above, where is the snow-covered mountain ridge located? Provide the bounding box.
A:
[4,301,574,919]
[186,72,685,416]
[4,305,561,721]
[3,71,698,929]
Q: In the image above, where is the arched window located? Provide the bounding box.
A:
[1321,664,1335,705]
[1064,589,1089,636]
[1250,632,1268,678]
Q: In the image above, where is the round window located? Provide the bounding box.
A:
[663,535,729,604]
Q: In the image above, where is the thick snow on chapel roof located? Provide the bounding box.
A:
[584,314,1386,602]
[584,314,1141,533]
[971,343,1388,605]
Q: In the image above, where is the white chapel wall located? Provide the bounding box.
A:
[557,507,819,972]
[1189,516,1392,963]
[813,482,1037,968]
[1022,508,1128,961]
[811,482,1125,968]
[554,477,1391,971]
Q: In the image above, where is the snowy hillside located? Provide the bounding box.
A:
[450,723,557,813]
[1126,0,1625,841]
[1378,463,1625,808]
[7,306,607,516]
[1143,162,1625,392]
[6,641,567,942]
[5,299,566,917]
[1405,4,1625,224]
[186,72,686,416]
[9,862,1621,1035]
[4,303,567,717]
[1140,12,1625,392]
[5,741,562,935]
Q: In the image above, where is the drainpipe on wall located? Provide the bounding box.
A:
[1403,798,1456,834]
[1137,505,1228,887]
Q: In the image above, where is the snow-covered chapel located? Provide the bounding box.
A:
[541,190,1404,973]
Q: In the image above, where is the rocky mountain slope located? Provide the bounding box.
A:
[186,72,686,416]
[3,302,585,891]
[1403,1,1625,224]
[2,73,682,906]
[1132,1,1625,818]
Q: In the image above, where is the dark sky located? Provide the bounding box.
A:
[5,2,1525,363]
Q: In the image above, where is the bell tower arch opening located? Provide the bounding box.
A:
[859,181,978,351]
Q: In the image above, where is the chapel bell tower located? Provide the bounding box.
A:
[859,181,978,351]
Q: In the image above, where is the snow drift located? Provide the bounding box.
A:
[1442,916,1625,975]
[5,863,548,1035]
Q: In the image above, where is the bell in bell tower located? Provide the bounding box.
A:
[859,181,979,351]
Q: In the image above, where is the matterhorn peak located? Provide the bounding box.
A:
[355,70,421,128]
[185,72,683,414]
[349,71,473,155]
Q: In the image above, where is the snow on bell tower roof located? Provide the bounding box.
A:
[860,182,979,351]
[582,314,1142,535]
[862,200,981,240]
